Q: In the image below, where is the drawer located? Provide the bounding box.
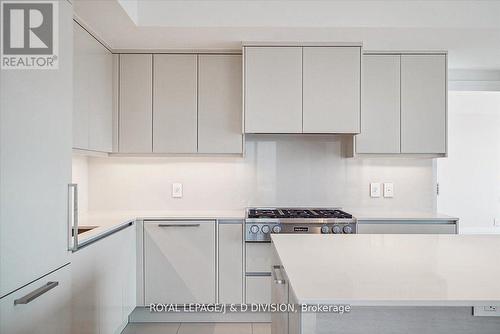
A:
[358,222,457,234]
[246,242,272,273]
[0,265,71,334]
[246,276,271,304]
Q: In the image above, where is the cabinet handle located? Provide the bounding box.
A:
[272,265,286,285]
[14,281,59,305]
[68,183,78,251]
[158,223,201,227]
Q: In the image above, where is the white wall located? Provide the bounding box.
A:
[438,91,500,232]
[84,135,437,213]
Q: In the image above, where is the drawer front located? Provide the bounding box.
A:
[246,243,272,273]
[245,276,271,304]
[144,220,216,304]
[218,222,244,304]
[0,265,71,334]
[358,223,457,234]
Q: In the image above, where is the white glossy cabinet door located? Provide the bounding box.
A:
[401,55,447,154]
[198,55,243,154]
[73,22,113,152]
[119,54,153,153]
[153,54,197,153]
[218,222,243,304]
[0,0,72,297]
[244,47,302,133]
[303,47,361,133]
[144,221,216,304]
[0,265,71,334]
[71,225,136,334]
[356,55,401,153]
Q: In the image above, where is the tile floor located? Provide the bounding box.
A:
[122,322,271,334]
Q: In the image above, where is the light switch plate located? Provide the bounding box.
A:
[172,183,183,198]
[384,183,394,198]
[370,183,381,198]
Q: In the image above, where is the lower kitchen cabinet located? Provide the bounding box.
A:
[71,225,136,334]
[144,220,216,304]
[0,264,72,334]
[246,276,271,304]
[218,221,244,304]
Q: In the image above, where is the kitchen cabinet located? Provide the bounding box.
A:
[355,52,447,155]
[153,54,198,153]
[198,55,243,154]
[246,276,271,304]
[0,265,72,334]
[144,221,216,304]
[119,54,153,153]
[73,21,113,152]
[401,54,447,154]
[0,0,72,298]
[218,221,244,304]
[356,55,401,153]
[271,265,289,334]
[244,47,303,133]
[302,47,361,133]
[71,225,136,334]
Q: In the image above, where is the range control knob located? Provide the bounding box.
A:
[332,225,342,234]
[321,225,330,234]
[250,225,260,234]
[343,225,353,234]
[272,225,281,234]
[261,225,270,234]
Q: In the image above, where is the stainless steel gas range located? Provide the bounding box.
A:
[245,207,357,242]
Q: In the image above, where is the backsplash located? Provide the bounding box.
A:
[74,135,437,212]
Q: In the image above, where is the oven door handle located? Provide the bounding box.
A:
[272,265,286,284]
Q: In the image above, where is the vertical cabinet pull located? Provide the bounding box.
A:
[272,265,286,284]
[68,183,78,251]
[14,281,59,305]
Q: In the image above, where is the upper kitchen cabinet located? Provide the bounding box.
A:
[401,54,447,154]
[302,47,361,133]
[244,46,303,133]
[73,22,113,152]
[355,52,447,156]
[198,55,243,154]
[153,54,198,153]
[119,54,153,153]
[356,54,401,153]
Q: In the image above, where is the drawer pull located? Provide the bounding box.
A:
[272,265,286,285]
[158,224,200,227]
[14,281,59,305]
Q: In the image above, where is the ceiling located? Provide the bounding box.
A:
[73,0,500,70]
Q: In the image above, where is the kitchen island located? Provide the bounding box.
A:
[271,234,500,334]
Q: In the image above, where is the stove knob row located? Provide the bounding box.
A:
[272,225,281,234]
[261,225,270,234]
[250,225,259,234]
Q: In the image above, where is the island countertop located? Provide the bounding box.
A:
[271,234,500,306]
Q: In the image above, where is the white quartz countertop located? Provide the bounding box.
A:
[77,210,245,244]
[271,234,500,306]
[348,209,459,221]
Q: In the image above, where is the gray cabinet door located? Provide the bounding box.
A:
[218,222,243,304]
[357,55,401,153]
[144,221,216,304]
[244,47,302,133]
[153,54,198,153]
[198,55,243,154]
[73,22,113,152]
[119,54,152,153]
[401,55,447,154]
[303,47,361,133]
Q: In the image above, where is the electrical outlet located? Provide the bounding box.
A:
[494,218,500,227]
[383,183,394,198]
[370,183,381,198]
[473,306,500,317]
[172,183,183,198]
